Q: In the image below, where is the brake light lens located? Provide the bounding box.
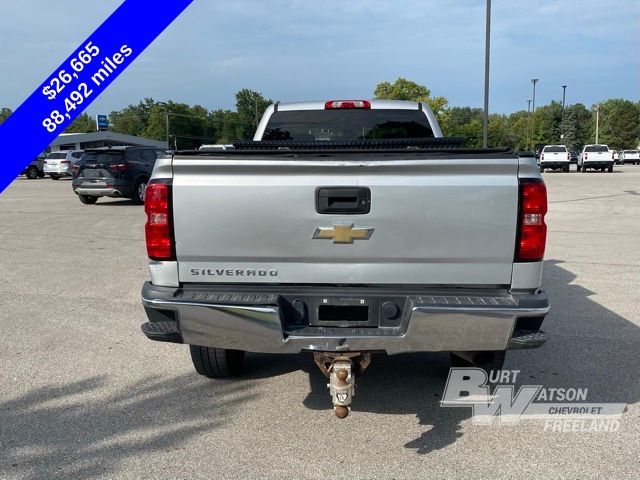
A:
[110,163,129,172]
[567,153,571,161]
[72,164,80,174]
[145,183,174,260]
[612,152,615,160]
[584,153,588,160]
[60,160,70,164]
[541,153,544,161]
[516,179,547,262]
[324,100,371,109]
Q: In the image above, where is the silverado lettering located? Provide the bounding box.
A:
[190,268,278,277]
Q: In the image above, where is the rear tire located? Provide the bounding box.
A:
[582,165,587,173]
[78,194,98,205]
[450,351,506,372]
[25,166,39,179]
[564,165,570,173]
[190,345,245,378]
[539,166,544,173]
[50,174,60,180]
[608,166,613,173]
[132,177,148,205]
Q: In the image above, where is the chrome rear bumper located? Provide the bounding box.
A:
[141,282,549,355]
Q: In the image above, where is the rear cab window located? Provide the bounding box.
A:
[585,145,609,153]
[542,146,567,153]
[262,109,434,141]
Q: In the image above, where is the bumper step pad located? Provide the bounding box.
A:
[141,321,183,344]
[508,330,548,349]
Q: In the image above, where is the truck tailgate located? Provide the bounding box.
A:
[171,154,519,286]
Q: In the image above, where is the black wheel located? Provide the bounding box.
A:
[78,194,98,205]
[582,164,587,173]
[608,166,613,173]
[450,351,506,372]
[132,177,148,205]
[50,174,60,180]
[564,165,570,173]
[539,166,544,173]
[190,345,245,378]
[25,166,39,179]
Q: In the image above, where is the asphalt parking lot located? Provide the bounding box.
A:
[1,167,639,479]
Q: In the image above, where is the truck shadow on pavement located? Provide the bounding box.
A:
[302,259,640,454]
[0,373,258,479]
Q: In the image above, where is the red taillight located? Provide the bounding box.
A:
[110,163,129,172]
[541,153,544,161]
[567,153,571,161]
[145,183,174,260]
[324,100,371,109]
[72,164,80,174]
[584,153,588,160]
[516,179,547,262]
[612,152,615,160]
[60,160,70,164]
[43,160,48,164]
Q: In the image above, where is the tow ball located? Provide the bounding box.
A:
[313,352,372,418]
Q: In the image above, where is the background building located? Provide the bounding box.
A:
[49,131,166,151]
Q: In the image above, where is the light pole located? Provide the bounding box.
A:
[164,105,170,149]
[526,99,532,150]
[482,0,491,148]
[530,79,539,150]
[561,85,567,141]
[594,103,600,144]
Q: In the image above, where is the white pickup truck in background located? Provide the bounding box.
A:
[539,145,570,172]
[620,149,640,165]
[578,144,614,173]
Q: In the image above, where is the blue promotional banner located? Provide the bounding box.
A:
[0,0,194,194]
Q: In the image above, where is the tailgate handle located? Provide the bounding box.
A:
[316,187,371,214]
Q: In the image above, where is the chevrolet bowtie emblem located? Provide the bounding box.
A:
[312,224,374,243]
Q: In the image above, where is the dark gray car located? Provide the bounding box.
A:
[21,154,46,179]
[71,146,168,205]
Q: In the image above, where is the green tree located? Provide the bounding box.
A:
[507,110,531,150]
[210,109,246,143]
[596,99,640,149]
[0,107,12,124]
[532,101,563,146]
[64,113,96,133]
[373,77,448,119]
[109,98,156,137]
[560,103,591,151]
[440,107,483,147]
[235,89,271,138]
[144,101,217,150]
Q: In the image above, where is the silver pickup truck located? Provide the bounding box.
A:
[140,100,550,417]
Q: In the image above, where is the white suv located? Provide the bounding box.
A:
[43,150,83,179]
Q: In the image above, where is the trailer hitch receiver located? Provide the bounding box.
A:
[313,352,372,418]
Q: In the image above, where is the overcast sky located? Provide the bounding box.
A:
[1,0,638,116]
